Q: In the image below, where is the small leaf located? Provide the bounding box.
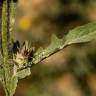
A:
[33,22,96,64]
[17,68,31,79]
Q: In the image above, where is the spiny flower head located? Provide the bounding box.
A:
[13,41,34,68]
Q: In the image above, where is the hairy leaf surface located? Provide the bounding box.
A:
[33,22,96,64]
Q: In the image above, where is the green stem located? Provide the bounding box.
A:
[1,0,17,96]
[9,0,16,40]
[1,0,11,96]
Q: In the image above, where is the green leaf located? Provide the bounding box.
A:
[33,22,96,64]
[34,47,44,56]
[33,35,64,64]
[17,68,31,79]
[64,21,96,46]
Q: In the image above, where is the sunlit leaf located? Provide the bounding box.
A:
[33,22,96,64]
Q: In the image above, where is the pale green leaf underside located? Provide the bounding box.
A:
[33,22,96,64]
[17,68,31,79]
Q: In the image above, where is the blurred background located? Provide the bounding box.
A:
[1,0,96,96]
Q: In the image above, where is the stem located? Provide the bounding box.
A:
[1,0,11,96]
[9,0,16,40]
[1,0,17,96]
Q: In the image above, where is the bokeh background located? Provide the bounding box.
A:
[1,0,96,96]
